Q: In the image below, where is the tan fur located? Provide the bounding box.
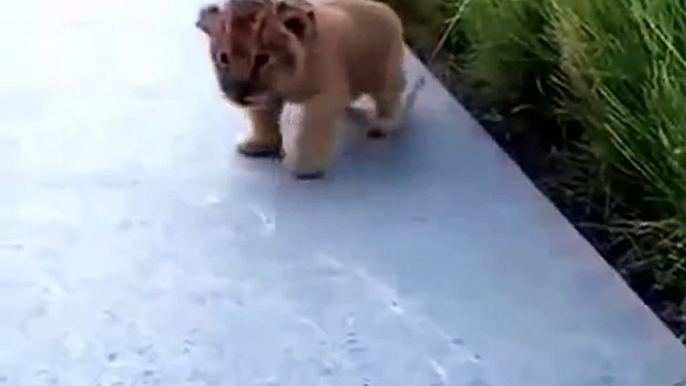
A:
[196,0,409,178]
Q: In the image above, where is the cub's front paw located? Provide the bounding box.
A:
[282,154,328,180]
[236,138,281,158]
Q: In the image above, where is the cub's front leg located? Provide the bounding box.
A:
[237,104,284,157]
[283,92,350,179]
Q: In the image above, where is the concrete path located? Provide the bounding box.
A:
[2,0,686,385]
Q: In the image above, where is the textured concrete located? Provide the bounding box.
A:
[2,0,686,385]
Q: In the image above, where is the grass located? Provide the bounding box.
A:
[442,0,686,341]
[384,0,686,341]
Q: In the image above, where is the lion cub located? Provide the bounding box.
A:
[196,0,407,178]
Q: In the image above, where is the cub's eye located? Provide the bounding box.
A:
[284,17,306,38]
[253,54,270,69]
[218,52,230,65]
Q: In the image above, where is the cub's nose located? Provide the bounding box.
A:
[220,78,251,93]
[234,81,254,100]
[234,80,253,95]
[220,78,254,104]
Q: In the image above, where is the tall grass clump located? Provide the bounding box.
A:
[439,0,686,340]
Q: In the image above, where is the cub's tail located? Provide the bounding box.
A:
[400,72,426,121]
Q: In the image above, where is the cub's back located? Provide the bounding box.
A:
[324,0,405,93]
[333,0,403,34]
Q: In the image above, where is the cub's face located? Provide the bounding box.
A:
[195,0,317,108]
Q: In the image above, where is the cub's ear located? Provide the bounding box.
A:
[196,4,221,34]
[275,0,316,41]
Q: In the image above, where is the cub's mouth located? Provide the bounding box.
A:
[222,91,280,108]
[242,92,277,107]
[218,78,277,108]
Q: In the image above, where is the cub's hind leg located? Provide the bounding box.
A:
[238,105,284,157]
[368,71,405,139]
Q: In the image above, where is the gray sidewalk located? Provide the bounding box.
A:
[2,0,686,385]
